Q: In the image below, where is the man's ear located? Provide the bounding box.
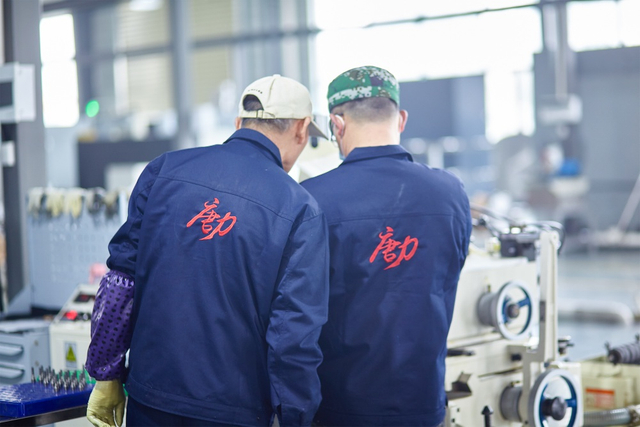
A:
[295,117,311,144]
[398,110,408,133]
[235,117,242,130]
[330,114,345,138]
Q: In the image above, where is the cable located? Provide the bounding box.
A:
[470,204,566,252]
[470,203,514,224]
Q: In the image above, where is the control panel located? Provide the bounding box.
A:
[53,285,97,324]
[49,284,98,373]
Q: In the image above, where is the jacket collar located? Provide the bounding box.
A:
[342,144,413,165]
[224,128,283,168]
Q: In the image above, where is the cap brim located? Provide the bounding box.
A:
[308,119,329,140]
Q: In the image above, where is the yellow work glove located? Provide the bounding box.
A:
[86,380,126,427]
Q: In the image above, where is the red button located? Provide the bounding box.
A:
[64,310,78,320]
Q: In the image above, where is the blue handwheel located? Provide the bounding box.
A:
[477,280,534,341]
[528,369,582,427]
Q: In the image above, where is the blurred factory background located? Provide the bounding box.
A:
[0,0,638,382]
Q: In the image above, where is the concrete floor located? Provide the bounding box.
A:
[556,248,640,361]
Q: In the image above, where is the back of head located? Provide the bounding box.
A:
[240,94,295,134]
[331,97,399,124]
[238,74,327,139]
[327,66,400,123]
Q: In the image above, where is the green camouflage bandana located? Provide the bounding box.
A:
[327,66,400,112]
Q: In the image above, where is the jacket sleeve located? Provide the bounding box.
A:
[86,269,135,382]
[266,212,330,427]
[458,183,473,266]
[106,156,161,275]
[86,157,161,380]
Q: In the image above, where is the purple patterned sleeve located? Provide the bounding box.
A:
[86,270,135,381]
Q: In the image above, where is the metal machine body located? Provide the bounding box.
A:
[578,338,640,426]
[0,319,50,386]
[446,254,538,426]
[445,231,584,427]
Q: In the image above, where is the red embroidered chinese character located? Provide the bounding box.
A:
[186,198,237,240]
[370,226,419,270]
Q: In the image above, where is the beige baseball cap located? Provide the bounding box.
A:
[238,74,328,140]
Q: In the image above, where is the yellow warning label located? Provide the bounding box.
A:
[66,345,76,363]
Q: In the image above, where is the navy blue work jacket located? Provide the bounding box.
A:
[301,145,471,427]
[107,129,329,426]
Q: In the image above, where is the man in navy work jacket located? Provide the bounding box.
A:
[85,74,330,427]
[301,66,472,427]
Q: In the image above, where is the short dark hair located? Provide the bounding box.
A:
[240,95,295,133]
[330,97,398,123]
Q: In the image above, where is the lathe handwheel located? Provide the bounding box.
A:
[528,369,581,427]
[477,280,534,341]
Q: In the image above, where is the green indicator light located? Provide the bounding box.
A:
[86,100,100,118]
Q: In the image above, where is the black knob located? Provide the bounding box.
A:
[607,340,640,365]
[608,349,622,364]
[558,336,574,355]
[482,405,493,427]
[506,303,520,319]
[541,397,567,420]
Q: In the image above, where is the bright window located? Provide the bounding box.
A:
[567,0,640,50]
[312,2,541,143]
[567,1,619,50]
[618,0,640,47]
[313,0,537,30]
[40,14,79,128]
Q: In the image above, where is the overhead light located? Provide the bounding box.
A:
[128,0,162,12]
